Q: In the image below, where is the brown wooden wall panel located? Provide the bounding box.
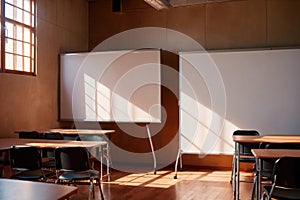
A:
[166,5,206,46]
[267,0,300,47]
[205,0,267,49]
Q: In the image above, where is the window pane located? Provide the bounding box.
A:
[5,4,14,20]
[5,22,14,38]
[24,43,30,57]
[5,53,14,70]
[32,14,34,27]
[24,0,31,12]
[16,56,23,71]
[24,11,31,26]
[6,0,14,4]
[24,57,30,72]
[32,1,35,14]
[31,58,34,72]
[31,32,34,45]
[24,27,31,43]
[6,39,14,53]
[16,25,23,41]
[16,8,23,23]
[17,0,23,9]
[16,41,23,55]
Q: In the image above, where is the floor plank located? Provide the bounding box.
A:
[69,167,254,200]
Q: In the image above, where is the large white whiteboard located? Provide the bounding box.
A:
[180,48,300,155]
[60,49,161,122]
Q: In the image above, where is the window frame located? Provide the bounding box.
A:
[0,0,37,76]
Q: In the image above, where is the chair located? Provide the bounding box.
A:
[231,130,260,185]
[76,135,111,180]
[44,132,64,140]
[261,157,300,200]
[54,147,104,200]
[0,151,9,177]
[9,145,53,181]
[18,131,40,139]
[0,154,5,177]
[231,130,260,197]
[251,143,300,199]
[250,142,274,199]
[42,132,64,169]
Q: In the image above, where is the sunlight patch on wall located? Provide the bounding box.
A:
[180,93,238,155]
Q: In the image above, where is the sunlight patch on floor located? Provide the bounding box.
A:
[109,170,237,189]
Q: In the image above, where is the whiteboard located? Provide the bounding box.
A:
[60,49,161,122]
[179,48,300,155]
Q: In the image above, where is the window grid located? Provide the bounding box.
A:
[1,0,36,75]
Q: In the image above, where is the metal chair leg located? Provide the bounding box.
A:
[98,179,104,200]
[250,173,257,200]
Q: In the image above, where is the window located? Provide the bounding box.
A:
[1,0,36,75]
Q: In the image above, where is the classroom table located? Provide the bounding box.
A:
[251,148,300,200]
[0,138,106,151]
[46,128,115,135]
[232,135,300,200]
[47,129,115,180]
[15,129,116,180]
[15,128,115,139]
[0,178,77,200]
[0,137,107,178]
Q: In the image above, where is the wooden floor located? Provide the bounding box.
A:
[69,167,254,200]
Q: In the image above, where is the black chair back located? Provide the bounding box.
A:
[273,157,300,188]
[55,147,90,171]
[233,130,260,155]
[260,143,300,179]
[44,132,64,140]
[10,146,42,170]
[18,131,40,139]
[265,142,300,149]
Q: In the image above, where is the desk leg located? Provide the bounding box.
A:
[146,125,156,174]
[232,146,236,193]
[256,158,261,200]
[100,146,103,180]
[174,149,181,179]
[235,142,240,200]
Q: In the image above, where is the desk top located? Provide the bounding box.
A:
[0,138,106,151]
[15,129,115,135]
[233,135,300,143]
[251,149,300,159]
[48,129,115,135]
[0,178,77,200]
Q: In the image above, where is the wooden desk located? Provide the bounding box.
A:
[47,129,115,135]
[15,129,115,136]
[0,138,106,151]
[0,138,109,181]
[232,135,300,200]
[233,135,300,144]
[47,129,115,180]
[251,148,300,199]
[0,178,77,200]
[251,148,300,159]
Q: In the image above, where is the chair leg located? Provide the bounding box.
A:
[260,191,267,200]
[89,180,95,199]
[250,174,257,200]
[231,155,236,193]
[230,155,235,184]
[0,165,4,177]
[97,180,104,200]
